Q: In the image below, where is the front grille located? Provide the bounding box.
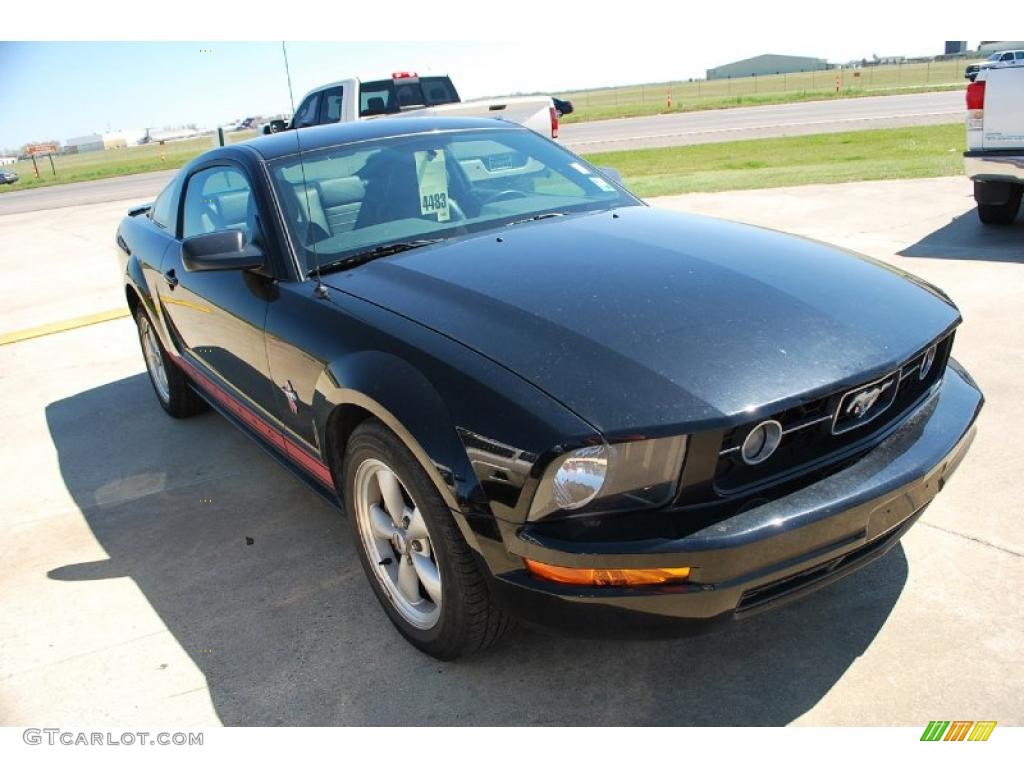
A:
[714,332,953,496]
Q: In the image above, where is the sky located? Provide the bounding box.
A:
[0,31,968,150]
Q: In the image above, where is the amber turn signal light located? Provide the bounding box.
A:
[524,559,691,587]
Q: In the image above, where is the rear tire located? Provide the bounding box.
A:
[977,189,1022,225]
[133,306,208,419]
[342,419,511,659]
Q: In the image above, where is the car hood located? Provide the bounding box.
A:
[323,207,960,435]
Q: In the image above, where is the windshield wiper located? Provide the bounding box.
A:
[314,238,445,275]
[505,212,569,227]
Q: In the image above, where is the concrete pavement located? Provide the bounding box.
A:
[0,176,1020,726]
[0,198,143,335]
[0,170,176,216]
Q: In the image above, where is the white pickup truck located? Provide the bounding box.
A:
[264,72,559,140]
[964,66,1024,225]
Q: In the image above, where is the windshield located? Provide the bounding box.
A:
[268,127,640,274]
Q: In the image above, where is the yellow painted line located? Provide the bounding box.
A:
[0,307,130,346]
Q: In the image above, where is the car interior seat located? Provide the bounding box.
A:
[354,150,421,229]
[213,190,251,234]
[365,96,387,115]
[273,182,330,247]
[316,177,366,234]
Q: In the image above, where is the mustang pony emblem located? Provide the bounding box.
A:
[845,379,894,418]
[280,380,299,414]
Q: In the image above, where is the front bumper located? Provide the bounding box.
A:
[965,150,1024,185]
[483,360,983,636]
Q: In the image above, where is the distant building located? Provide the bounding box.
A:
[945,41,968,55]
[977,41,1024,54]
[706,53,830,80]
[64,132,129,154]
[0,156,16,166]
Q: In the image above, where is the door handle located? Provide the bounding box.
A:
[163,269,178,289]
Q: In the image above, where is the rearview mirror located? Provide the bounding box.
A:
[598,167,623,185]
[182,230,265,272]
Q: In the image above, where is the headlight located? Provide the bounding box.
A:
[551,446,608,510]
[528,435,687,521]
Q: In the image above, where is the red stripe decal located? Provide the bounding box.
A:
[171,353,334,488]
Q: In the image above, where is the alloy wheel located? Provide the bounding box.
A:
[354,458,442,629]
[139,315,170,403]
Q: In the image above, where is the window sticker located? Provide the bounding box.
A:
[569,161,591,175]
[415,149,450,222]
[590,176,616,192]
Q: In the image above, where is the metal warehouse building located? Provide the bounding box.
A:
[706,54,830,80]
[63,132,128,154]
[978,40,1024,53]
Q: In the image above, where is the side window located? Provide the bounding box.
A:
[293,92,321,128]
[1016,52,1024,60]
[181,166,257,242]
[319,87,344,123]
[149,183,175,230]
[1001,52,1014,61]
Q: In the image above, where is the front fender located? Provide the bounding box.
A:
[312,351,470,513]
[125,253,156,314]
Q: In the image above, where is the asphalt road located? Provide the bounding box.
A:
[560,90,964,152]
[0,169,177,216]
[1,177,1021,726]
[0,91,963,215]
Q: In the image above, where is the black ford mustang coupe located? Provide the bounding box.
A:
[117,117,982,658]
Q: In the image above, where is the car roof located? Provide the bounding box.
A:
[242,116,527,161]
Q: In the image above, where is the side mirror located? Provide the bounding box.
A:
[598,167,623,185]
[182,230,265,272]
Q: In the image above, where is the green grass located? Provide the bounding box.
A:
[560,59,967,123]
[563,84,964,123]
[2,124,966,200]
[0,130,258,194]
[581,123,965,197]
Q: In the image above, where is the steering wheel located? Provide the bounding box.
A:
[487,189,530,203]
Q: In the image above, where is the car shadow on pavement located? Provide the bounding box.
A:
[899,208,1024,262]
[45,373,908,726]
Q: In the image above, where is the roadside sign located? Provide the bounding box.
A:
[26,143,60,178]
[26,142,59,156]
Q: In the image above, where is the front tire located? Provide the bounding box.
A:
[342,419,511,659]
[133,306,208,419]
